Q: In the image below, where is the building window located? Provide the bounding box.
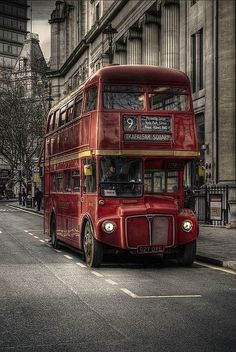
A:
[199,28,204,90]
[95,3,100,21]
[191,28,204,93]
[191,33,196,93]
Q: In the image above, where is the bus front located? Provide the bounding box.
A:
[93,65,198,266]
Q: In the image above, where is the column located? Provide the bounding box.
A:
[114,42,127,65]
[141,14,160,66]
[126,29,142,65]
[161,0,180,68]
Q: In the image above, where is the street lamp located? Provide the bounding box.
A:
[45,81,54,110]
[102,23,118,64]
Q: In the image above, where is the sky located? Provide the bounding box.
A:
[29,1,56,59]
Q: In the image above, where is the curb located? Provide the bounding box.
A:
[196,254,236,271]
[8,204,44,216]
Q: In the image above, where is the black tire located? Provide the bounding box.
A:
[51,218,60,249]
[177,240,196,267]
[83,222,103,267]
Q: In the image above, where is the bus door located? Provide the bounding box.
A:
[81,158,97,222]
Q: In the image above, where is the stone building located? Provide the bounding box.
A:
[0,0,28,70]
[48,0,235,197]
[12,32,48,98]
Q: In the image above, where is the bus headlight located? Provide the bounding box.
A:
[102,221,116,234]
[182,220,193,232]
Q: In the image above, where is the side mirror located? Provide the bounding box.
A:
[84,164,92,176]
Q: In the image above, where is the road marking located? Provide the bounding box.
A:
[34,236,39,239]
[46,244,51,247]
[24,230,28,233]
[54,249,61,253]
[64,255,73,260]
[29,232,34,236]
[105,279,118,285]
[91,271,104,277]
[120,288,202,299]
[0,231,2,234]
[195,261,236,275]
[120,288,138,298]
[40,240,45,243]
[76,262,87,268]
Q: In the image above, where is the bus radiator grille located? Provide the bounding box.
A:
[126,215,174,249]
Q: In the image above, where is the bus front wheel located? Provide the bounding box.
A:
[177,240,196,267]
[83,222,103,267]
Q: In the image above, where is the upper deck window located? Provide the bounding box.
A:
[84,86,97,112]
[59,106,67,127]
[47,113,54,133]
[54,110,60,129]
[66,101,74,123]
[149,87,189,112]
[74,95,83,118]
[103,85,144,110]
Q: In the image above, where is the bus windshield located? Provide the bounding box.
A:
[149,86,189,111]
[103,85,144,110]
[100,157,142,197]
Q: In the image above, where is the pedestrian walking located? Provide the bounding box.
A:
[22,189,27,206]
[34,187,43,211]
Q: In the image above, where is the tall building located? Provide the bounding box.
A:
[0,0,28,70]
[47,0,235,212]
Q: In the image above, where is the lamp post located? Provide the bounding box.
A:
[103,23,118,64]
[45,81,54,110]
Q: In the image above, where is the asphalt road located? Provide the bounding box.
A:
[0,203,235,352]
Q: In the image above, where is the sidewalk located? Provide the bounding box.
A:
[5,202,236,271]
[197,225,236,270]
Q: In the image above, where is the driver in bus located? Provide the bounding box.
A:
[104,164,117,182]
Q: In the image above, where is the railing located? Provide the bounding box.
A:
[192,185,234,226]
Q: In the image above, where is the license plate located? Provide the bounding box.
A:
[137,245,164,254]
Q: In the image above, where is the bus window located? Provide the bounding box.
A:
[83,159,96,193]
[144,170,179,193]
[72,170,80,192]
[66,101,74,123]
[149,87,189,111]
[54,110,60,129]
[52,174,57,192]
[167,171,179,192]
[47,113,54,133]
[74,96,82,118]
[65,171,71,192]
[59,106,67,127]
[84,87,97,112]
[56,173,63,192]
[100,157,142,197]
[103,85,144,110]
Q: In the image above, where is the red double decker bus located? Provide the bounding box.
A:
[44,65,199,267]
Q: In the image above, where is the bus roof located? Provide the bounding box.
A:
[85,65,190,86]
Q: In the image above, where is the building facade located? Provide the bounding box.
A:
[48,0,235,200]
[0,0,28,70]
